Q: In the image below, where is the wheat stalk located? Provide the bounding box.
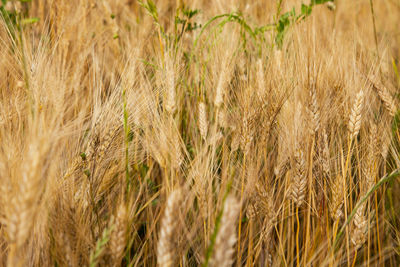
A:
[172,131,183,168]
[321,129,330,177]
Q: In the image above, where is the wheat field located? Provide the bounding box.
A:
[0,0,400,266]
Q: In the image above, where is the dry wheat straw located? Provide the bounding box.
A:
[157,189,182,267]
[172,131,183,168]
[364,123,378,192]
[231,132,240,152]
[256,59,266,97]
[240,116,253,155]
[321,129,330,177]
[210,195,240,267]
[348,90,364,139]
[274,50,282,74]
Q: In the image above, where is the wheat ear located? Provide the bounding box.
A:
[165,54,176,114]
[369,74,396,117]
[157,189,182,267]
[210,195,240,267]
[348,90,364,139]
[214,69,226,108]
[330,175,344,221]
[308,85,320,135]
[8,143,41,248]
[110,202,127,266]
[291,148,307,207]
[198,102,208,140]
[351,203,367,250]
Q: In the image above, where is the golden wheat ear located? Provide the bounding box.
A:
[210,195,240,267]
[351,203,368,250]
[291,148,307,207]
[157,189,182,267]
[368,74,397,117]
[348,90,364,140]
[110,202,127,266]
[198,101,208,141]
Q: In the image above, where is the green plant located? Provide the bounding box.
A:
[89,224,114,267]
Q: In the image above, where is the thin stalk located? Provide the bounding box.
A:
[304,136,315,265]
[17,15,34,116]
[369,0,379,61]
[237,156,246,266]
[296,206,300,267]
[123,88,131,194]
[333,168,400,250]
[351,250,358,267]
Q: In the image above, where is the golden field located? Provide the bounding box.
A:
[0,0,400,266]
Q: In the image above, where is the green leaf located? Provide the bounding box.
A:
[311,0,333,4]
[301,4,312,16]
[84,169,91,177]
[333,169,400,250]
[183,8,200,19]
[139,163,149,179]
[21,17,39,25]
[80,152,87,161]
[392,110,400,138]
[89,225,114,267]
